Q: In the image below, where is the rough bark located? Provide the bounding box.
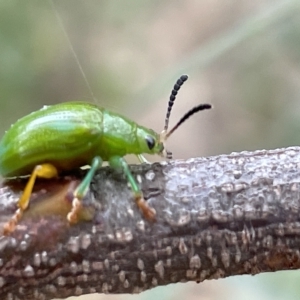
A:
[1,146,300,300]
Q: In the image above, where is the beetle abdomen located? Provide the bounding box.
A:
[0,102,103,177]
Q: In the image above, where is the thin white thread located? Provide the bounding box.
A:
[49,0,97,103]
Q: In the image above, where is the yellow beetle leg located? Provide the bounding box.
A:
[3,163,58,235]
[18,164,59,210]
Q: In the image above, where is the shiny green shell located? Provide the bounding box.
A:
[0,102,162,177]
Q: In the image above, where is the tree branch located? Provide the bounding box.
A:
[1,146,300,300]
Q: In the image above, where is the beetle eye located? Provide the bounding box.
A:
[145,136,155,150]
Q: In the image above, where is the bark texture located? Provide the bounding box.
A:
[1,147,300,300]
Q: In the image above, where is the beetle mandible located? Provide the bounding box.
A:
[0,75,211,234]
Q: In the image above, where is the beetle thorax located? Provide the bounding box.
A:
[99,111,161,159]
[99,111,140,158]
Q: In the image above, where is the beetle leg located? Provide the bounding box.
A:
[67,156,102,224]
[3,163,58,235]
[137,154,150,164]
[109,156,156,221]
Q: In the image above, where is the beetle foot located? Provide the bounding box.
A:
[67,197,81,224]
[136,196,156,221]
[3,208,23,235]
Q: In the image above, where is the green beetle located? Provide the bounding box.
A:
[0,75,211,234]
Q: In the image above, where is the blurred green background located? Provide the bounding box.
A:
[2,0,300,299]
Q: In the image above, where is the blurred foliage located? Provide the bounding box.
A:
[1,0,300,299]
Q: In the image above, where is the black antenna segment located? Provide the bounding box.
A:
[164,74,188,132]
[166,104,212,139]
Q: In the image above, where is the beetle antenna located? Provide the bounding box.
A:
[164,74,188,132]
[160,75,211,160]
[165,104,212,139]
